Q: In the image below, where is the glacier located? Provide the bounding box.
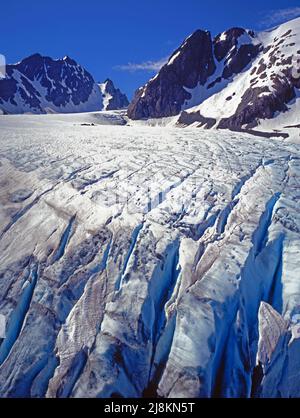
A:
[0,112,300,397]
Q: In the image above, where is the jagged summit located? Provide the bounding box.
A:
[0,53,103,114]
[62,55,78,65]
[0,54,129,114]
[127,29,216,119]
[128,17,300,133]
[98,78,129,110]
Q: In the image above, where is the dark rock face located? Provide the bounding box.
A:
[214,28,261,80]
[128,27,261,120]
[218,29,300,130]
[128,19,300,130]
[0,78,18,103]
[127,30,216,119]
[207,28,262,91]
[100,79,129,110]
[0,54,102,114]
[214,28,246,61]
[222,44,261,80]
[218,79,295,130]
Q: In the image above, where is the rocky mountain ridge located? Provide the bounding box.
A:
[0,54,128,114]
[128,18,300,133]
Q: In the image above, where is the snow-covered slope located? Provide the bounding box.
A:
[0,55,128,115]
[255,85,300,135]
[180,17,300,131]
[0,112,300,397]
[128,18,300,133]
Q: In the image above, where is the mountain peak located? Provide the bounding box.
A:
[128,29,216,119]
[128,17,299,131]
[99,79,129,110]
[0,53,103,114]
[20,53,43,64]
[103,78,114,88]
[62,55,77,65]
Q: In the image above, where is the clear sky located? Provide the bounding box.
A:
[2,0,300,98]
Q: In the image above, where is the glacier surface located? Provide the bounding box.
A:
[0,112,300,397]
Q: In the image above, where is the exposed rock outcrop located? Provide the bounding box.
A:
[128,18,300,132]
[99,79,129,110]
[127,30,216,119]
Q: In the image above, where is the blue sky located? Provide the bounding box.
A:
[2,0,300,98]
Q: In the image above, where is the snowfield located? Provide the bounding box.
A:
[0,112,300,397]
